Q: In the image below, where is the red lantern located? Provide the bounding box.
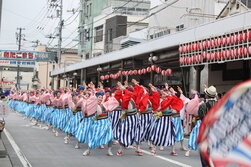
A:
[179,57,184,64]
[202,41,207,48]
[151,65,157,71]
[243,33,248,41]
[230,35,234,44]
[217,38,222,46]
[128,70,133,75]
[234,49,239,57]
[247,46,251,55]
[146,67,151,73]
[222,37,226,45]
[182,45,187,52]
[238,33,243,42]
[226,36,230,45]
[214,52,220,60]
[191,44,195,51]
[234,34,239,43]
[198,54,203,62]
[206,53,211,60]
[166,69,172,75]
[105,75,109,79]
[100,76,105,80]
[133,70,138,75]
[161,70,166,76]
[248,31,251,40]
[142,69,146,74]
[124,71,129,76]
[122,71,125,75]
[118,71,122,75]
[239,48,244,57]
[230,50,234,58]
[210,53,215,61]
[210,40,214,47]
[221,51,226,59]
[244,47,248,55]
[110,74,113,78]
[214,39,218,46]
[202,51,207,59]
[156,67,161,73]
[138,69,141,75]
[187,44,191,52]
[179,46,183,53]
[225,50,230,58]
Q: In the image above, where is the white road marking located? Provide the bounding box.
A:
[129,146,192,167]
[4,129,32,167]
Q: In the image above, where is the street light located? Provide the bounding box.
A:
[97,66,102,83]
[148,54,159,83]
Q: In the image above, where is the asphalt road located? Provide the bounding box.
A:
[3,111,201,167]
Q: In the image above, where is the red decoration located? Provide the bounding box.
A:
[230,50,234,58]
[248,31,251,40]
[124,71,129,76]
[105,75,109,79]
[151,65,157,71]
[142,69,146,74]
[128,70,133,75]
[118,71,122,75]
[161,70,166,76]
[206,53,211,60]
[210,53,215,61]
[238,33,243,42]
[226,36,230,45]
[244,47,248,55]
[156,67,161,73]
[179,46,183,53]
[217,38,222,46]
[225,50,230,58]
[230,35,234,44]
[222,37,226,45]
[214,39,218,46]
[202,41,207,48]
[196,43,202,50]
[166,69,172,75]
[248,46,251,55]
[202,51,207,59]
[100,76,105,80]
[234,34,239,43]
[147,67,151,73]
[234,49,239,57]
[243,33,248,41]
[133,70,138,75]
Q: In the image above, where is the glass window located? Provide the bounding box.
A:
[94,25,103,43]
[108,29,113,42]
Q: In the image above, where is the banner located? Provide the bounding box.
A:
[0,81,15,88]
[0,60,36,66]
[198,80,251,167]
[0,50,56,62]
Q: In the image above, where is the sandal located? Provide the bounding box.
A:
[117,151,123,156]
[170,152,178,156]
[135,150,143,156]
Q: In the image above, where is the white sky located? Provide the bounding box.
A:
[0,0,163,51]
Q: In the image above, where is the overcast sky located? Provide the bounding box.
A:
[0,0,163,51]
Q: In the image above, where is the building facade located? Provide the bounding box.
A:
[79,0,150,59]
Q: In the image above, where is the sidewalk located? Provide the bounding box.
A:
[0,132,12,167]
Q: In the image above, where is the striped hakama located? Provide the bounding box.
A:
[88,116,113,149]
[135,110,154,143]
[118,110,139,147]
[150,116,175,146]
[108,108,122,139]
[188,120,201,150]
[75,115,95,143]
[172,116,184,142]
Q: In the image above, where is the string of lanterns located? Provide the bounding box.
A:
[179,30,251,66]
[100,65,173,80]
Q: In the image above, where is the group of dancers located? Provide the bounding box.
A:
[6,79,218,157]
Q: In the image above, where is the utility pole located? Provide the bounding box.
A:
[57,0,63,68]
[79,0,86,59]
[16,27,25,90]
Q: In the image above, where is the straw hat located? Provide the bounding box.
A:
[204,86,217,97]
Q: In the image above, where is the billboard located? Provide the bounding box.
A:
[0,50,56,62]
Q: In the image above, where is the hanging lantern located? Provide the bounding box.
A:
[109,74,113,78]
[248,46,251,55]
[198,54,203,62]
[248,31,251,40]
[210,53,215,61]
[238,33,243,42]
[244,47,248,55]
[191,43,195,51]
[105,75,109,79]
[243,33,248,41]
[118,71,122,75]
[214,52,220,60]
[166,69,172,75]
[161,70,166,76]
[210,40,214,47]
[142,69,146,74]
[133,70,138,75]
[234,34,239,43]
[221,51,226,59]
[202,51,207,59]
[179,46,183,53]
[128,70,133,75]
[214,39,218,47]
[225,50,230,59]
[146,67,152,73]
[206,53,211,61]
[234,49,239,57]
[222,37,226,45]
[179,57,184,64]
[187,44,191,52]
[230,35,234,44]
[196,42,201,50]
[182,45,187,52]
[230,50,234,58]
[156,67,161,73]
[226,36,230,45]
[217,38,222,46]
[124,71,129,76]
[138,69,141,75]
[202,41,207,48]
[151,65,157,71]
[238,48,244,57]
[100,76,105,80]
